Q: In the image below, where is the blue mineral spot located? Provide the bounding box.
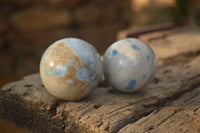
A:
[66,79,74,85]
[146,55,150,60]
[76,68,90,82]
[52,65,67,78]
[61,38,96,65]
[111,49,118,56]
[142,74,147,80]
[124,38,132,42]
[44,69,50,75]
[124,79,136,91]
[88,62,95,70]
[131,44,141,51]
[148,72,153,81]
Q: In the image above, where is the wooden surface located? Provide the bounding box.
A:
[0,77,30,133]
[0,27,200,133]
[117,22,175,40]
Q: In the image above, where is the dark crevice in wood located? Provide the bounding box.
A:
[153,78,159,84]
[75,73,200,132]
[114,110,155,133]
[152,76,200,108]
[104,126,109,131]
[188,73,200,80]
[180,90,200,106]
[97,121,103,128]
[93,104,101,109]
[144,108,183,132]
[59,106,68,132]
[77,104,90,112]
[104,105,131,116]
[1,71,200,133]
[193,107,200,112]
[116,77,200,132]
[79,106,96,118]
[0,92,65,133]
[154,79,200,112]
[155,109,182,127]
[24,84,33,87]
[128,96,158,106]
[99,81,109,88]
[161,49,200,67]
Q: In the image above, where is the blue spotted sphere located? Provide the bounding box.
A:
[40,38,102,101]
[103,38,156,92]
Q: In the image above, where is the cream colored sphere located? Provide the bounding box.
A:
[103,38,156,92]
[40,38,102,101]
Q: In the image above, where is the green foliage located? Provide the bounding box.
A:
[193,8,200,26]
[166,0,190,25]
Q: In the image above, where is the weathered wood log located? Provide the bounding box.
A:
[117,22,175,40]
[0,27,200,133]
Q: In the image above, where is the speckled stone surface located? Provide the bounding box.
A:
[40,38,102,101]
[103,38,156,92]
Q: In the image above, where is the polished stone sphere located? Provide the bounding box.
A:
[40,38,102,101]
[103,38,156,92]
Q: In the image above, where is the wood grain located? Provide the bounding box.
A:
[0,27,200,133]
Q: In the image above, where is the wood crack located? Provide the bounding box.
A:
[151,77,200,109]
[1,36,200,133]
[117,77,200,132]
[161,49,200,67]
[155,108,182,127]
